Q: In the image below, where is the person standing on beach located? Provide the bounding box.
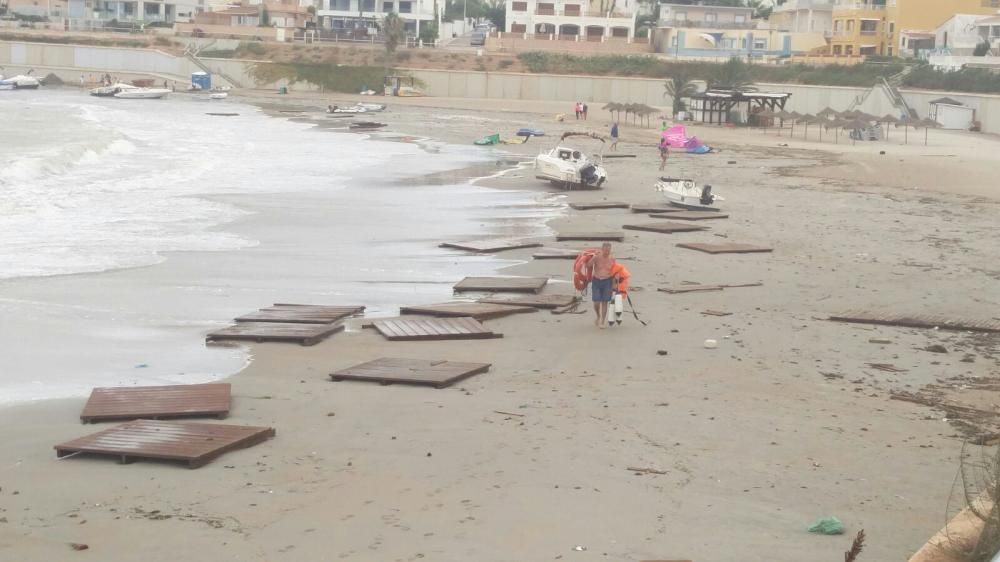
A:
[610,122,619,151]
[583,103,589,120]
[575,102,582,120]
[658,137,670,171]
[587,243,616,328]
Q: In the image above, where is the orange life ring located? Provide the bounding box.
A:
[572,249,598,291]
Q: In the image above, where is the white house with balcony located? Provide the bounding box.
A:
[504,0,638,41]
[767,0,833,35]
[316,0,433,35]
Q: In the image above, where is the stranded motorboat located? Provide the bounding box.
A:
[209,92,228,100]
[114,87,171,99]
[655,177,724,211]
[90,83,137,97]
[0,74,40,90]
[533,132,608,189]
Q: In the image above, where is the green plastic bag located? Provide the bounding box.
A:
[807,516,845,535]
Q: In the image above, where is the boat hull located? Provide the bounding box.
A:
[114,89,170,99]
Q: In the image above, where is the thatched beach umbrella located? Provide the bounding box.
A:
[785,111,803,135]
[797,113,816,140]
[817,107,838,119]
[754,110,777,132]
[895,116,920,145]
[773,110,792,136]
[841,118,869,145]
[825,118,847,144]
[878,114,900,140]
[916,117,941,146]
[855,111,879,122]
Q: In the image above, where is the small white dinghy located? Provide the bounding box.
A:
[114,87,171,99]
[655,177,723,211]
[209,92,228,100]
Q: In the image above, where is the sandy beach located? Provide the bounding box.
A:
[1,90,998,561]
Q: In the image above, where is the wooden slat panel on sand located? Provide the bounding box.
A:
[568,201,630,210]
[623,222,708,234]
[533,248,585,259]
[330,358,491,388]
[828,311,1000,333]
[207,322,343,346]
[631,204,681,214]
[555,231,625,241]
[400,302,537,320]
[478,294,579,309]
[371,317,502,341]
[453,276,548,293]
[439,239,542,253]
[54,420,275,468]
[676,243,773,254]
[80,383,231,423]
[658,282,762,294]
[651,211,729,220]
[235,304,364,324]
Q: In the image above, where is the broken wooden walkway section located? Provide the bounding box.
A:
[207,322,343,346]
[568,201,629,210]
[658,283,762,294]
[55,420,275,468]
[630,204,680,214]
[555,231,625,242]
[453,276,548,293]
[399,302,536,321]
[330,358,491,388]
[623,222,708,234]
[439,239,542,253]
[651,211,729,220]
[532,248,584,260]
[478,294,579,309]
[371,317,502,341]
[80,383,231,423]
[235,304,364,324]
[676,242,773,254]
[828,311,1000,333]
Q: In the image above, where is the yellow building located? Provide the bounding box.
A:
[830,0,1000,57]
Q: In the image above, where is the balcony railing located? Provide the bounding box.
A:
[834,1,885,10]
[534,8,631,18]
[859,29,877,35]
[657,18,753,29]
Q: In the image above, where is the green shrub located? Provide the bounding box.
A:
[242,41,267,56]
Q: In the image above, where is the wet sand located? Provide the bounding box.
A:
[1,92,998,561]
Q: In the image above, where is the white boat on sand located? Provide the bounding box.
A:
[0,73,40,90]
[534,132,608,190]
[655,177,723,211]
[114,88,171,99]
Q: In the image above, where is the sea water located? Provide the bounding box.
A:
[0,90,558,404]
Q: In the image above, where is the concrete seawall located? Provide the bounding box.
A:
[3,39,998,134]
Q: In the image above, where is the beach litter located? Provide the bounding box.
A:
[703,339,718,349]
[807,516,845,535]
[69,543,89,551]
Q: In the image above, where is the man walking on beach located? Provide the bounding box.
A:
[583,103,589,120]
[610,122,619,151]
[658,136,670,171]
[587,242,616,328]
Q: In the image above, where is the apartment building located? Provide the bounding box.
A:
[830,0,1000,57]
[2,0,202,22]
[503,0,638,41]
[653,2,826,59]
[767,0,833,35]
[316,0,433,35]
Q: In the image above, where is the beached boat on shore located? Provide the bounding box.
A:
[655,177,723,211]
[534,132,608,189]
[114,88,171,99]
[90,83,135,97]
[0,74,40,90]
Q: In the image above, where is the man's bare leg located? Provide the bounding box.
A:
[593,302,601,326]
[599,302,609,328]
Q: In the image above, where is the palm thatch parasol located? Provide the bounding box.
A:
[879,114,900,140]
[916,117,941,145]
[895,116,921,144]
[816,107,838,119]
[753,110,777,131]
[841,118,869,145]
[786,111,803,135]
[824,118,847,144]
[796,113,815,140]
[855,111,879,122]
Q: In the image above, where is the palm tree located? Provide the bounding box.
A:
[663,69,699,118]
[381,12,406,75]
[709,57,754,91]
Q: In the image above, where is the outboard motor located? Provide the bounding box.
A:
[580,164,598,185]
[700,185,714,205]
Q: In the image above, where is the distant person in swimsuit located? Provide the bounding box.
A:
[610,122,619,151]
[658,137,670,171]
[587,242,616,328]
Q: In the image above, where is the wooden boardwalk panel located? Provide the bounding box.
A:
[400,302,537,320]
[828,311,1000,333]
[235,304,364,324]
[623,222,709,234]
[478,294,579,309]
[532,248,584,260]
[372,317,502,341]
[651,211,729,220]
[330,357,492,388]
[207,322,343,346]
[569,201,630,210]
[631,204,681,213]
[676,242,773,254]
[80,383,231,423]
[555,231,625,241]
[439,239,542,253]
[54,420,275,468]
[453,276,548,293]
